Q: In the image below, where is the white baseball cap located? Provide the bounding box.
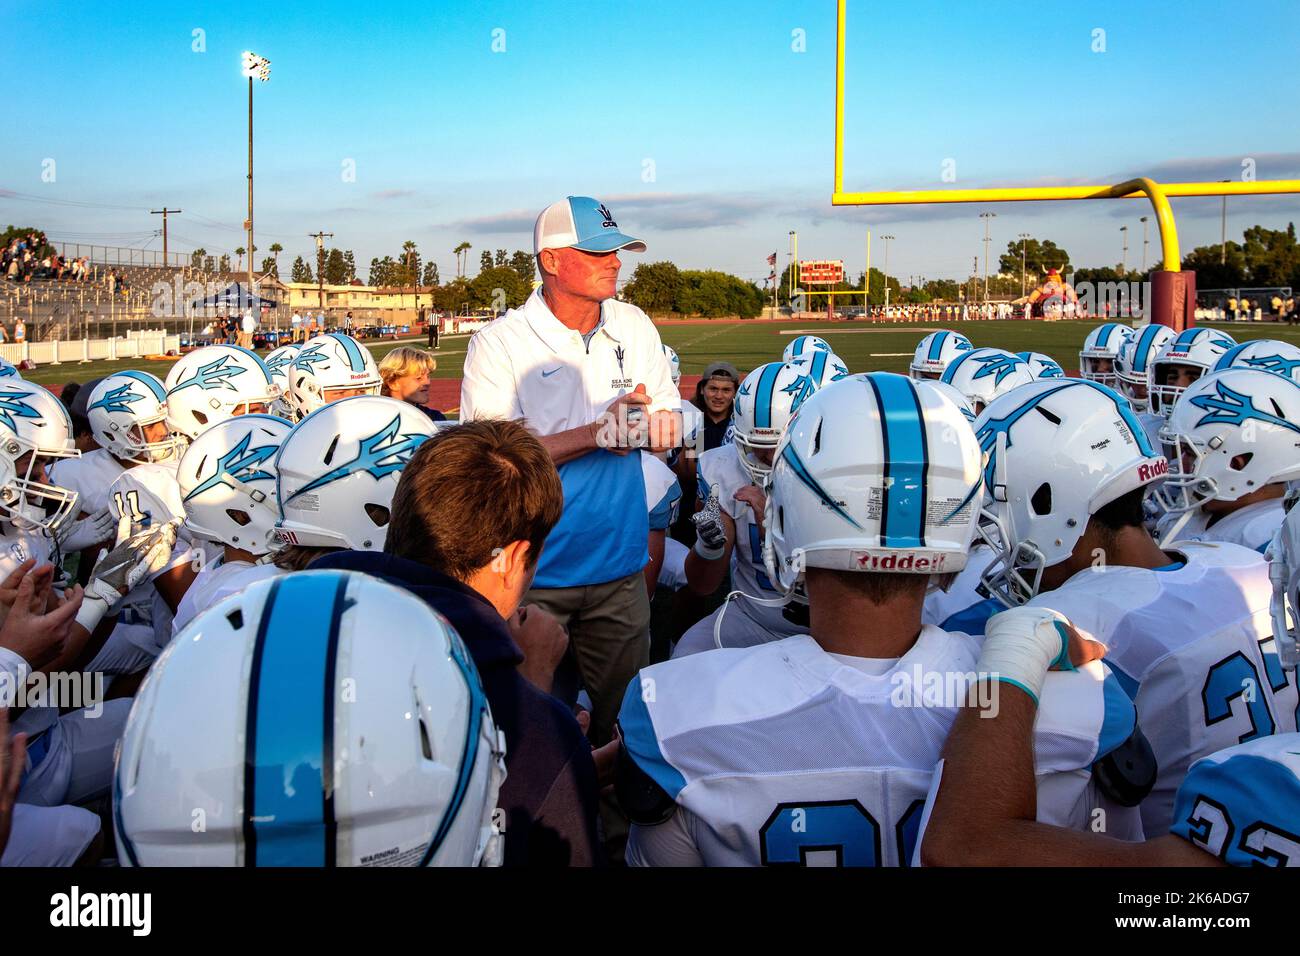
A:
[534,196,647,255]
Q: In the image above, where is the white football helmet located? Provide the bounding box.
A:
[86,371,186,464]
[1078,323,1134,388]
[114,570,507,867]
[763,373,982,599]
[1267,493,1300,670]
[731,362,816,484]
[1212,339,1300,384]
[782,335,831,363]
[177,414,292,556]
[275,395,437,551]
[0,358,20,380]
[939,347,1037,413]
[262,343,302,419]
[288,333,382,419]
[788,349,850,389]
[927,380,977,424]
[662,344,680,387]
[0,382,80,533]
[1155,369,1300,519]
[1115,323,1176,412]
[909,329,973,380]
[975,379,1168,607]
[165,345,278,440]
[1017,351,1066,379]
[1148,327,1237,419]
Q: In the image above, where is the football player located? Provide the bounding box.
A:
[170,415,291,637]
[1147,327,1237,419]
[976,378,1296,835]
[1078,322,1134,388]
[1212,338,1300,384]
[909,330,972,381]
[939,347,1037,414]
[642,451,682,599]
[787,349,850,389]
[1155,368,1300,551]
[672,362,813,657]
[286,332,382,420]
[262,341,302,418]
[618,374,1146,866]
[114,570,507,866]
[1017,351,1065,379]
[272,395,438,571]
[782,335,831,363]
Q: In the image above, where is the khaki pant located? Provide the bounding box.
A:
[238,331,254,349]
[526,570,650,746]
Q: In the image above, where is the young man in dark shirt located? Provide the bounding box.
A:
[310,419,603,866]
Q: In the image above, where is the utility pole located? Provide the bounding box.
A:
[979,212,996,301]
[150,208,182,265]
[789,231,798,312]
[241,52,270,314]
[309,231,334,313]
[1018,233,1030,297]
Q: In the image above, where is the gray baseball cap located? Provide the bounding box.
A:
[700,361,740,385]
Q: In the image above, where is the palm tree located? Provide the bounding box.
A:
[234,246,246,271]
[453,241,471,279]
[269,242,283,268]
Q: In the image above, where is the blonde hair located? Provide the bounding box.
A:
[379,346,437,394]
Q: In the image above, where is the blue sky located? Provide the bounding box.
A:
[4,0,1299,285]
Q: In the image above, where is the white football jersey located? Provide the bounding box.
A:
[171,559,283,640]
[1157,497,1284,555]
[695,445,795,637]
[642,454,681,531]
[621,630,1140,866]
[47,449,124,517]
[0,525,54,582]
[1026,542,1299,836]
[1168,733,1300,867]
[922,544,1000,634]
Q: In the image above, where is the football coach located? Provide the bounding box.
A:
[460,196,681,745]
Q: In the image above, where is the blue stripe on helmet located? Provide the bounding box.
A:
[1096,324,1116,348]
[940,349,976,384]
[779,441,862,529]
[927,331,948,362]
[754,363,782,429]
[808,351,827,383]
[117,370,167,403]
[1174,328,1201,348]
[1214,342,1250,372]
[868,374,928,548]
[1133,325,1162,373]
[327,333,368,372]
[243,574,346,866]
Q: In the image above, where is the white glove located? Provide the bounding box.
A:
[977,606,1075,705]
[56,508,117,552]
[75,522,179,633]
[692,487,727,560]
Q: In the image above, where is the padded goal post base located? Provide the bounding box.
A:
[1150,270,1197,333]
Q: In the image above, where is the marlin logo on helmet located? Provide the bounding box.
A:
[183,432,279,502]
[779,442,863,530]
[264,352,298,375]
[170,355,248,393]
[0,391,41,432]
[293,344,329,370]
[972,353,1029,385]
[1189,379,1300,435]
[1242,354,1300,378]
[780,374,816,409]
[288,413,429,501]
[974,382,1078,490]
[88,384,145,416]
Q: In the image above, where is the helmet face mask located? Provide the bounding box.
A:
[1147,329,1237,419]
[1116,323,1175,413]
[1079,323,1134,389]
[289,334,382,420]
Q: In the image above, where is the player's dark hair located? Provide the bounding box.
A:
[272,544,335,572]
[818,567,931,606]
[1091,486,1148,534]
[385,419,563,582]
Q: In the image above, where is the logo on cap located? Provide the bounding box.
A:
[597,204,617,228]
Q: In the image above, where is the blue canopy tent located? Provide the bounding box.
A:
[186,283,280,346]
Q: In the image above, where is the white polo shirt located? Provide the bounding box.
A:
[460,288,678,588]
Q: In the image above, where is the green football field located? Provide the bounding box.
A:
[655,319,1300,380]
[15,319,1300,398]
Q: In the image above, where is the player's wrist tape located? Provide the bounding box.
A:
[693,534,725,561]
[977,607,1074,704]
[74,592,113,633]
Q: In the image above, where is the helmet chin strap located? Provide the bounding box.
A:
[1157,508,1194,549]
[711,588,793,650]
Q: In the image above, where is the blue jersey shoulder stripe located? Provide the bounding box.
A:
[1097,665,1138,759]
[618,674,687,799]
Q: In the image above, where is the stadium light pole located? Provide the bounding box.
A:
[242,51,270,316]
[979,212,996,302]
[788,231,797,312]
[1120,225,1129,273]
[880,235,895,313]
[1018,232,1030,296]
[1139,216,1150,272]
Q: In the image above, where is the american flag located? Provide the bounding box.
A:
[766,251,778,266]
